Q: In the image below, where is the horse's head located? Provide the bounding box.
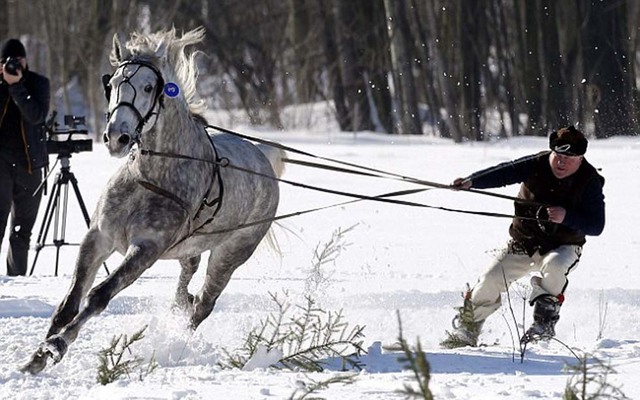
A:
[102,35,165,157]
[102,28,206,158]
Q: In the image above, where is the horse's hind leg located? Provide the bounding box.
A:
[189,241,259,329]
[174,255,201,310]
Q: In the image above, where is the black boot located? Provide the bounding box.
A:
[521,295,562,344]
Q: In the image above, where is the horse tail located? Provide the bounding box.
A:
[257,144,286,178]
[257,143,286,257]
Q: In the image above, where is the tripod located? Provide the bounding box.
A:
[29,154,109,276]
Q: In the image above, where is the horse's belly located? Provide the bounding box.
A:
[159,235,214,260]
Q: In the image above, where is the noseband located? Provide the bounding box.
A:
[102,60,165,139]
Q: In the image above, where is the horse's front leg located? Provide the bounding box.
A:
[47,228,113,337]
[21,228,112,375]
[22,239,162,374]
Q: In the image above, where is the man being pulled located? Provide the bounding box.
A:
[441,126,605,348]
[0,38,50,276]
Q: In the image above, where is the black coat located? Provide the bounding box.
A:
[0,68,50,172]
[467,151,605,255]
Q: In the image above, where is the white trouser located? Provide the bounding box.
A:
[469,242,582,322]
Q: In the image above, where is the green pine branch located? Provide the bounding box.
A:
[96,325,158,385]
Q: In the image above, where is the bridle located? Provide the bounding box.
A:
[102,59,165,140]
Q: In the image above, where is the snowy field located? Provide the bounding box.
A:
[1,127,639,399]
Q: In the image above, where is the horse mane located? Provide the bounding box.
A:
[111,27,206,115]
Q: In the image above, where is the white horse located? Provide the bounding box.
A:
[23,28,284,374]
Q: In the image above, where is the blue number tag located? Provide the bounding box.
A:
[163,82,180,98]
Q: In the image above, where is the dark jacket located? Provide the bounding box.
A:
[468,151,605,256]
[0,68,50,172]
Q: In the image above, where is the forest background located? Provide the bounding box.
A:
[2,0,639,140]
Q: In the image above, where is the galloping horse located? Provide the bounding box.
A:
[22,28,284,374]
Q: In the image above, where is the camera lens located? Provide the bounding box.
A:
[3,57,22,76]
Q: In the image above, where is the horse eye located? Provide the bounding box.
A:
[144,84,154,93]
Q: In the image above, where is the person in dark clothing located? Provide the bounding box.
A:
[441,126,605,348]
[0,38,50,276]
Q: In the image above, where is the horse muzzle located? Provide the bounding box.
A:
[103,124,135,158]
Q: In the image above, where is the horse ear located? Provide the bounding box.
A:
[111,32,129,63]
[155,40,168,62]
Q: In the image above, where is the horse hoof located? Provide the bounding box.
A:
[45,335,68,364]
[20,347,49,375]
[172,293,196,312]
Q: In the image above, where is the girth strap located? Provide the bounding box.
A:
[136,180,191,215]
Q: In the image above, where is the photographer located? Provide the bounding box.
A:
[0,38,50,276]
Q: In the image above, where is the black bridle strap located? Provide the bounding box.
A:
[205,124,551,209]
[106,60,165,136]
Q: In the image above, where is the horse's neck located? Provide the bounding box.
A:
[146,105,208,157]
[131,104,214,197]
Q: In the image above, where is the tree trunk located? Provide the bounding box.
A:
[287,0,314,104]
[523,0,543,135]
[331,0,373,132]
[424,1,461,141]
[383,0,421,134]
[459,0,483,141]
[541,0,568,131]
[317,0,350,131]
[580,0,637,137]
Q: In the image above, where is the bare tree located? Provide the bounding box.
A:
[579,0,637,137]
[383,0,421,134]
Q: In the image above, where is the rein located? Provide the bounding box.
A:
[138,125,551,237]
[206,124,551,209]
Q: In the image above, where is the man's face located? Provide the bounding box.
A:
[549,151,583,179]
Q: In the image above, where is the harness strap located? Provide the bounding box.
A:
[192,134,225,230]
[195,188,429,235]
[220,159,537,222]
[136,180,191,214]
[206,124,551,208]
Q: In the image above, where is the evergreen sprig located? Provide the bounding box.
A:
[219,291,366,372]
[288,374,357,400]
[563,352,629,400]
[305,224,356,293]
[396,311,434,400]
[96,325,158,385]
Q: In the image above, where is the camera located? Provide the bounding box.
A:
[2,57,22,76]
[45,111,93,156]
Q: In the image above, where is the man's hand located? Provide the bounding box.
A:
[450,177,472,190]
[546,206,567,223]
[1,63,22,85]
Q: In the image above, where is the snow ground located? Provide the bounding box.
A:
[1,130,639,399]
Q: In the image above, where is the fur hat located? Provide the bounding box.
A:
[549,126,588,156]
[1,38,26,59]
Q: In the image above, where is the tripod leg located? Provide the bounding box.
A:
[68,174,91,227]
[69,173,109,275]
[29,175,63,276]
[54,242,62,277]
